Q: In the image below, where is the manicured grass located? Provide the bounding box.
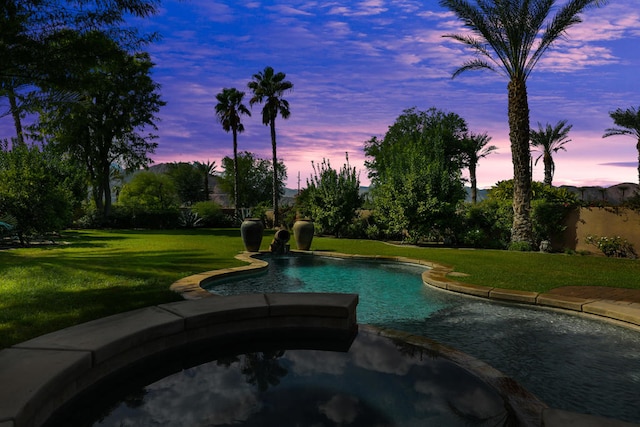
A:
[312,238,640,292]
[0,229,262,349]
[1,229,639,349]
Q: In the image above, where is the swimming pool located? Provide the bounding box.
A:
[206,254,640,424]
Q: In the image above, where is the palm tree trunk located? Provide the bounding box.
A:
[637,138,640,185]
[469,162,478,204]
[8,89,24,146]
[233,129,239,218]
[508,77,533,245]
[543,152,553,186]
[270,119,279,228]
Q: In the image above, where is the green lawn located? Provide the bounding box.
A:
[1,228,639,349]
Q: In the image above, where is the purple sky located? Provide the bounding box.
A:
[3,1,640,189]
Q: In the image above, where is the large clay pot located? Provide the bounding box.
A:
[293,219,314,250]
[241,218,264,252]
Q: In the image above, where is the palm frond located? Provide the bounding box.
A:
[529,0,607,77]
[451,59,496,78]
[603,107,640,139]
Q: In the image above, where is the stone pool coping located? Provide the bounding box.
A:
[0,292,358,427]
[172,250,640,329]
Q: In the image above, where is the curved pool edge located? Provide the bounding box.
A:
[0,292,359,427]
[359,324,547,427]
[174,250,640,330]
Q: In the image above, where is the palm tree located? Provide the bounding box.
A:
[440,0,607,245]
[530,120,572,186]
[603,106,640,185]
[462,132,497,204]
[193,160,217,201]
[215,88,251,217]
[248,66,293,228]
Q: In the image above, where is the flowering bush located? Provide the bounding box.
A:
[585,235,637,259]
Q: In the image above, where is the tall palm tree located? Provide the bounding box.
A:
[603,106,640,185]
[530,120,572,186]
[462,132,497,204]
[440,0,607,245]
[248,66,293,228]
[215,88,250,217]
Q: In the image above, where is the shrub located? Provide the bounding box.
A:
[191,201,234,227]
[178,209,203,228]
[586,235,637,259]
[487,180,580,249]
[508,241,534,252]
[458,200,511,249]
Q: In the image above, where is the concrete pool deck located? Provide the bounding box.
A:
[1,250,639,427]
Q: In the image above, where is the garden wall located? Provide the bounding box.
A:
[559,207,640,253]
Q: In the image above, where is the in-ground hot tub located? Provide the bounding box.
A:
[1,292,544,427]
[45,325,543,427]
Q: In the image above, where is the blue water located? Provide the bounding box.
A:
[69,331,516,427]
[208,255,640,424]
[211,256,450,324]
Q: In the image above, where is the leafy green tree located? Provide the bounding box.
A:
[34,37,164,221]
[215,88,251,217]
[530,120,572,186]
[166,162,205,205]
[300,154,363,237]
[118,170,180,228]
[603,106,640,185]
[248,66,293,228]
[364,107,467,243]
[440,0,607,246]
[461,132,497,203]
[0,0,159,142]
[0,140,75,243]
[219,151,286,212]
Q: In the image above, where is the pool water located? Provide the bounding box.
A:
[62,330,517,427]
[211,255,451,324]
[207,255,640,424]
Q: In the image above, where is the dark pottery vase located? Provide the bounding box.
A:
[241,218,264,252]
[293,219,314,250]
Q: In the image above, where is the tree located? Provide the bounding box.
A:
[117,170,180,228]
[364,107,467,242]
[301,154,363,237]
[166,162,206,205]
[218,151,286,212]
[193,160,217,201]
[461,132,497,203]
[603,106,640,185]
[248,66,293,228]
[0,140,75,243]
[34,37,164,221]
[0,0,159,143]
[440,0,607,246]
[530,120,572,186]
[215,88,251,218]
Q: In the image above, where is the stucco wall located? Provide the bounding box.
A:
[560,207,640,253]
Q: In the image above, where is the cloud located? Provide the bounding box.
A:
[266,4,314,16]
[599,162,637,168]
[3,0,637,190]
